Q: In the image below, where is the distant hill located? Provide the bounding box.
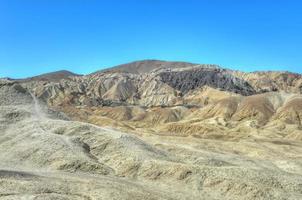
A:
[13,70,81,82]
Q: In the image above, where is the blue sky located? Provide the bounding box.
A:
[0,0,301,78]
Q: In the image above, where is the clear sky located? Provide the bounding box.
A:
[0,0,301,78]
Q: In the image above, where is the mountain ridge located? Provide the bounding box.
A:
[5,60,301,80]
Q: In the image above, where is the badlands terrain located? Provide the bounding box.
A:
[1,60,302,199]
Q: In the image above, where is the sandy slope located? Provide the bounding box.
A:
[1,79,302,199]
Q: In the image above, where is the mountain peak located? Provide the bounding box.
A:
[96,59,198,74]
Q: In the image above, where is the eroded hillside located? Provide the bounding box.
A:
[20,60,302,138]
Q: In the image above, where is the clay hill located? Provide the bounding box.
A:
[1,60,302,200]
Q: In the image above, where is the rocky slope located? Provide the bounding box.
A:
[1,60,302,199]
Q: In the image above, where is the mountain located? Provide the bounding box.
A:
[1,60,302,199]
[9,60,302,135]
[96,59,199,74]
